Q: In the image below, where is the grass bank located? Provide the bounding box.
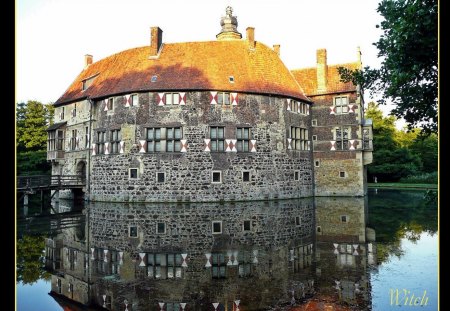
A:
[368,182,438,190]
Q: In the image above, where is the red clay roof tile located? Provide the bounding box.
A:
[55,40,311,105]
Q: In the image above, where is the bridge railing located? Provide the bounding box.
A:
[17,175,86,190]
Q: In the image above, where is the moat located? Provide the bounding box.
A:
[16,189,437,310]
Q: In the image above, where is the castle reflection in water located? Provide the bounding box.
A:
[44,197,376,310]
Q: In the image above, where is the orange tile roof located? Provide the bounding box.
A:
[55,40,311,105]
[291,62,360,96]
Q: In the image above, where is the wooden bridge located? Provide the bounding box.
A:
[17,175,86,194]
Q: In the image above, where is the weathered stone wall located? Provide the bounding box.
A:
[89,91,313,202]
[310,92,368,196]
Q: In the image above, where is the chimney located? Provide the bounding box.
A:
[246,27,255,48]
[273,44,280,57]
[356,46,362,69]
[84,54,93,69]
[150,26,163,57]
[316,49,328,92]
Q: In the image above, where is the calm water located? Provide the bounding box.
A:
[16,189,438,310]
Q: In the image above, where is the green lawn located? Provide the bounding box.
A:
[368,182,438,190]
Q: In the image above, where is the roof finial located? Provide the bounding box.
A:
[226,6,233,17]
[216,6,242,40]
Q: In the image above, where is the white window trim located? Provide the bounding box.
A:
[157,172,165,183]
[334,95,350,114]
[294,170,300,181]
[156,222,166,234]
[312,135,317,141]
[212,221,222,234]
[339,171,346,178]
[315,160,320,167]
[129,226,138,238]
[129,168,139,180]
[131,93,139,107]
[340,215,349,223]
[242,171,250,182]
[211,170,222,184]
[312,119,317,126]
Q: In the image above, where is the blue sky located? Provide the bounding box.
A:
[16,0,384,106]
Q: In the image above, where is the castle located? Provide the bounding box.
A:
[47,7,373,202]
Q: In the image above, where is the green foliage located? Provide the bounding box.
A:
[339,0,438,134]
[16,101,54,152]
[365,102,437,182]
[16,235,51,285]
[17,151,51,175]
[399,172,438,184]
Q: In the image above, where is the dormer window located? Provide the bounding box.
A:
[229,76,235,83]
[82,75,97,91]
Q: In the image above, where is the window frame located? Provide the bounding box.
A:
[96,131,106,154]
[334,96,349,114]
[130,94,139,106]
[164,93,180,106]
[236,127,251,152]
[242,171,250,182]
[110,129,121,154]
[335,126,350,150]
[217,92,231,106]
[211,171,222,184]
[146,127,182,153]
[212,221,223,234]
[129,168,139,180]
[157,172,165,183]
[290,126,309,151]
[209,126,225,152]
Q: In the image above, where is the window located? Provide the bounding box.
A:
[129,226,138,237]
[242,171,250,182]
[340,171,346,178]
[106,98,114,111]
[211,171,222,183]
[236,127,251,152]
[334,96,349,114]
[164,93,180,105]
[289,101,308,114]
[294,171,300,181]
[229,76,235,83]
[129,168,138,179]
[151,75,158,82]
[57,279,62,294]
[146,127,182,152]
[147,253,183,279]
[82,76,96,90]
[210,127,225,152]
[48,130,64,151]
[70,129,77,151]
[335,127,350,150]
[157,222,166,234]
[341,215,348,223]
[295,216,301,226]
[363,128,371,149]
[243,220,251,231]
[110,129,121,154]
[60,107,65,120]
[291,127,309,150]
[130,94,139,106]
[157,172,165,183]
[212,221,222,234]
[96,131,105,154]
[317,226,322,233]
[312,135,317,141]
[312,119,317,126]
[85,127,89,148]
[72,104,77,118]
[315,160,320,167]
[217,92,231,105]
[211,253,226,278]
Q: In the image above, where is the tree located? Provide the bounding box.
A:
[365,102,422,181]
[16,235,51,285]
[339,0,438,134]
[16,101,54,151]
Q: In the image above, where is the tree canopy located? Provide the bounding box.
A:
[16,100,54,152]
[339,0,438,134]
[366,102,437,182]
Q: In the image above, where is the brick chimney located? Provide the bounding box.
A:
[150,26,163,57]
[246,27,255,48]
[316,49,328,92]
[273,44,280,56]
[84,54,93,69]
